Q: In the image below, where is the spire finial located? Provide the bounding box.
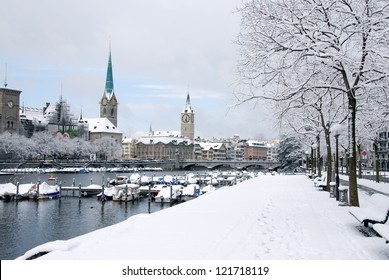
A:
[4,63,8,88]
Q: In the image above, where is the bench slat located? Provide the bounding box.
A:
[349,193,389,227]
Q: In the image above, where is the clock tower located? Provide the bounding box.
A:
[100,48,118,127]
[181,93,194,140]
[0,87,21,134]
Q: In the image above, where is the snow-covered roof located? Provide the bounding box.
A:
[246,140,267,147]
[137,136,192,145]
[199,143,224,151]
[122,138,133,144]
[84,118,122,134]
[19,107,46,124]
[150,130,181,137]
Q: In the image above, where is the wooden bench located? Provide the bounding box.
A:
[313,175,327,191]
[349,193,389,227]
[373,223,389,243]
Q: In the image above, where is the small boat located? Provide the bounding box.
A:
[181,184,201,201]
[201,184,216,194]
[109,175,129,186]
[48,177,56,181]
[28,182,60,199]
[0,183,18,200]
[97,187,115,200]
[80,184,103,197]
[112,184,140,202]
[130,173,140,184]
[154,185,182,203]
[139,183,165,197]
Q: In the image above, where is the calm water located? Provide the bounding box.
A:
[0,171,186,260]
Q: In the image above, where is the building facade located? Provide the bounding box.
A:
[135,136,194,160]
[244,140,268,160]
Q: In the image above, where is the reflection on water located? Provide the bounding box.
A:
[0,171,176,260]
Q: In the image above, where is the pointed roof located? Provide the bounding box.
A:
[104,49,114,99]
[182,92,193,113]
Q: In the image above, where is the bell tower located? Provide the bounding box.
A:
[100,46,118,127]
[181,93,194,140]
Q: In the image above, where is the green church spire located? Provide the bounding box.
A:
[105,47,114,98]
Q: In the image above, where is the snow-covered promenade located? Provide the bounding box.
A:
[16,174,389,260]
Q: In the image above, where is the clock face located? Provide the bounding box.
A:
[102,99,107,105]
[182,113,190,123]
[7,101,14,108]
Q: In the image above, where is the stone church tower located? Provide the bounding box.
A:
[100,49,118,127]
[0,87,21,135]
[180,93,195,140]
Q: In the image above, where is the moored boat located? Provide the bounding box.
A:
[112,184,140,202]
[28,182,60,199]
[154,185,182,203]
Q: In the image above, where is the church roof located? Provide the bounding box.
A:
[104,49,114,99]
[84,118,122,134]
[182,93,193,113]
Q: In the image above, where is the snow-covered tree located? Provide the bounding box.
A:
[235,0,389,206]
[93,137,122,161]
[277,135,305,171]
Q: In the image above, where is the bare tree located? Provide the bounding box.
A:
[235,0,389,206]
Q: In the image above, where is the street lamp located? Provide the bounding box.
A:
[305,150,309,172]
[312,143,318,175]
[331,123,343,201]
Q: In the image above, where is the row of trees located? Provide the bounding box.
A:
[0,131,122,161]
[235,0,389,206]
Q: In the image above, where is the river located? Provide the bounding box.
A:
[0,170,195,260]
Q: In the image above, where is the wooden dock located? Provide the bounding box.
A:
[60,186,102,197]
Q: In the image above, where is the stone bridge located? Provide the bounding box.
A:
[178,160,281,170]
[1,159,281,171]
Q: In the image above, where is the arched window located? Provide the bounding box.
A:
[103,108,106,116]
[111,108,114,116]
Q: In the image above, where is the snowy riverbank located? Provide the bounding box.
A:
[16,173,389,260]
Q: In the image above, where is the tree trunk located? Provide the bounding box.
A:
[325,131,332,192]
[375,159,380,183]
[317,134,321,178]
[357,144,362,179]
[348,97,360,207]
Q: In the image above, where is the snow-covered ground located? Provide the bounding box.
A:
[16,173,389,260]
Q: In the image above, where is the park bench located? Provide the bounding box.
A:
[313,175,326,191]
[349,193,389,227]
[373,223,389,244]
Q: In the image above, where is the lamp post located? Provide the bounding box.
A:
[305,150,309,172]
[312,143,318,176]
[331,123,343,201]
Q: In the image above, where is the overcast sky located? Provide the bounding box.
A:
[0,0,279,140]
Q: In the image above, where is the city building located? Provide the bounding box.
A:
[135,135,194,160]
[84,118,122,143]
[122,137,137,160]
[244,140,268,160]
[199,143,227,161]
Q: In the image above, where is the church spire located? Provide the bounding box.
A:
[183,92,193,113]
[104,44,114,99]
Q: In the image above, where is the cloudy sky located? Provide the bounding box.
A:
[0,0,279,140]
